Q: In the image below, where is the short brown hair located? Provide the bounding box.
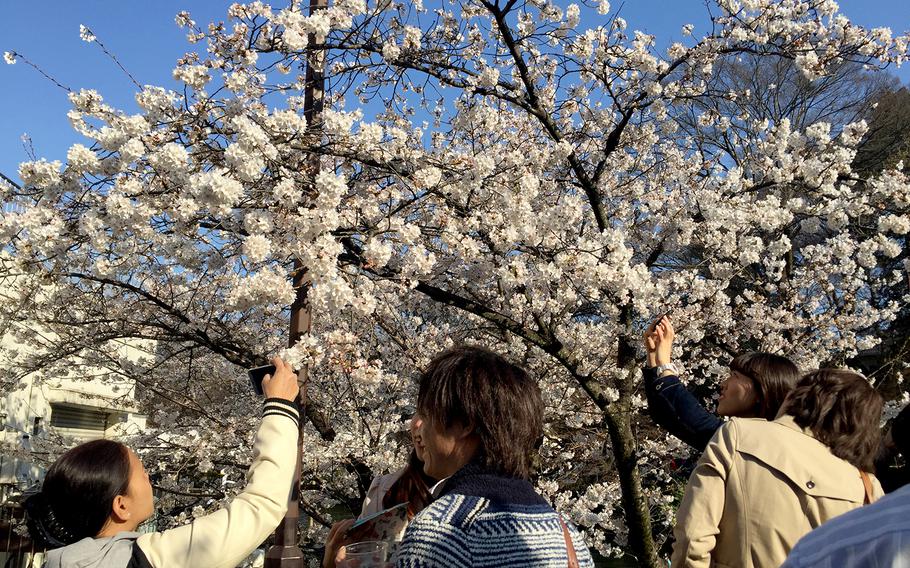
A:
[781,369,883,471]
[417,346,543,479]
[730,352,800,420]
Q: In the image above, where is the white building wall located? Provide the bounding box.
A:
[1,373,149,486]
[0,258,149,489]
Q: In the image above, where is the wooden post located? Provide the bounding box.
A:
[264,0,327,566]
[263,285,310,567]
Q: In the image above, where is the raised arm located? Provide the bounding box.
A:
[136,357,301,568]
[643,316,722,450]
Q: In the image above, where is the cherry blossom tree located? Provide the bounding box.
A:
[3,1,909,564]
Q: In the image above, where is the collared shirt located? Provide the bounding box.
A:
[782,483,910,568]
[429,476,450,499]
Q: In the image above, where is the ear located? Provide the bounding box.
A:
[110,494,132,523]
[454,421,478,440]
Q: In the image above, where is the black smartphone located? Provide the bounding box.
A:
[247,364,276,396]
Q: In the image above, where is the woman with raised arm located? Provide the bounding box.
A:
[26,357,301,568]
[672,369,885,568]
[643,315,800,450]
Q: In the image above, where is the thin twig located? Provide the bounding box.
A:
[90,33,142,89]
[7,51,71,92]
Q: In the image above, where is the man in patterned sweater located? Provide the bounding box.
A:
[396,346,594,567]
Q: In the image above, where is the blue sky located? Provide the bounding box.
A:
[1,0,908,181]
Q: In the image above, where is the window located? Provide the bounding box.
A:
[49,404,109,432]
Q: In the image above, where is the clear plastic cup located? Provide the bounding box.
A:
[339,541,389,568]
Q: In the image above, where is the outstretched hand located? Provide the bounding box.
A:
[261,356,300,402]
[644,315,675,367]
[644,319,659,367]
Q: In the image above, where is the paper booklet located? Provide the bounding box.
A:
[346,501,410,543]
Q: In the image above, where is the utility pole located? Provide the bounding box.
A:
[264,0,327,566]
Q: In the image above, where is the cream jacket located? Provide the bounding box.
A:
[671,415,882,568]
[136,399,300,568]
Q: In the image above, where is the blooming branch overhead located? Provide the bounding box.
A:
[2,1,908,564]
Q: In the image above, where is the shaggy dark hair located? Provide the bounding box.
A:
[730,352,800,420]
[25,439,132,547]
[417,345,543,479]
[781,369,883,471]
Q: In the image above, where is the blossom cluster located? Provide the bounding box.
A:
[2,0,908,562]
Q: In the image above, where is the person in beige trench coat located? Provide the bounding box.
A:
[672,369,884,568]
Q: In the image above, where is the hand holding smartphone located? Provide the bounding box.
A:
[247,364,277,396]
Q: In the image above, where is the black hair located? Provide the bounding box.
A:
[25,439,132,548]
[729,352,800,420]
[875,403,910,493]
[891,404,910,458]
[417,345,544,479]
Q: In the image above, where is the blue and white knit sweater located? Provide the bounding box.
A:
[396,462,595,567]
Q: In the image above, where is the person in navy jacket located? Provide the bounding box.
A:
[643,315,800,451]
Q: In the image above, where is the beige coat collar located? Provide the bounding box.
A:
[772,414,816,437]
[735,415,864,502]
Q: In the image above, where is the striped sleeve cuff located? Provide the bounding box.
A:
[263,398,300,428]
